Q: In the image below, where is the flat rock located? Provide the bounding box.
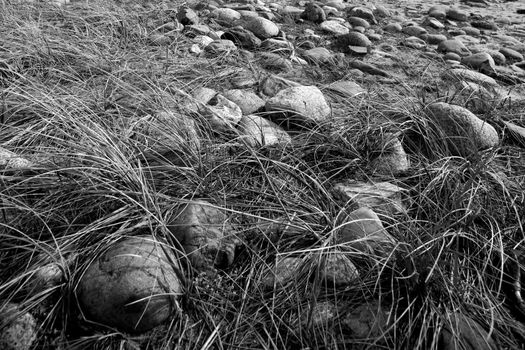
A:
[302,47,339,65]
[438,39,471,56]
[320,20,350,35]
[325,80,366,98]
[427,102,499,156]
[77,236,182,333]
[265,85,331,126]
[237,114,292,147]
[447,8,469,21]
[402,25,427,37]
[222,89,265,115]
[348,6,377,24]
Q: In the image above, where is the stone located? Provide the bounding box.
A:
[332,181,407,215]
[402,25,427,37]
[0,303,37,350]
[204,39,238,56]
[259,74,302,97]
[263,256,303,288]
[301,2,326,23]
[500,47,524,62]
[428,5,448,20]
[237,115,292,147]
[348,45,368,56]
[403,36,426,50]
[427,102,499,156]
[374,5,390,18]
[423,34,447,45]
[470,20,498,31]
[384,22,402,33]
[265,85,331,126]
[167,201,237,270]
[221,26,261,49]
[461,52,496,74]
[449,29,467,37]
[205,94,243,130]
[177,6,199,25]
[0,147,32,169]
[348,6,376,24]
[336,207,396,255]
[463,26,481,37]
[222,89,265,115]
[422,16,445,30]
[300,301,338,328]
[439,313,498,350]
[320,20,350,36]
[320,252,359,286]
[260,38,294,54]
[447,8,468,22]
[369,135,410,175]
[347,16,370,29]
[504,121,525,147]
[302,47,338,65]
[211,8,241,24]
[442,68,499,88]
[444,52,462,61]
[455,81,502,113]
[335,32,372,50]
[322,5,340,17]
[326,80,366,98]
[244,17,279,39]
[487,50,506,65]
[257,52,293,72]
[77,236,182,333]
[438,39,471,56]
[24,262,63,296]
[192,35,214,49]
[342,302,389,340]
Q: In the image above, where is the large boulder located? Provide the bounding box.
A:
[265,85,331,127]
[77,236,182,333]
[426,102,499,156]
[167,201,237,270]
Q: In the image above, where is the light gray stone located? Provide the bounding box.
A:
[237,114,291,147]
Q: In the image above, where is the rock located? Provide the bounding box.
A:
[167,201,237,270]
[470,20,498,31]
[263,256,303,288]
[384,22,402,33]
[221,26,261,49]
[320,252,359,287]
[403,36,426,49]
[461,52,496,74]
[326,80,366,98]
[426,102,499,156]
[177,6,199,25]
[439,313,498,350]
[504,121,525,147]
[322,5,340,17]
[347,16,370,29]
[449,29,467,37]
[300,301,337,328]
[237,115,291,147]
[260,74,302,97]
[447,8,468,22]
[77,236,182,333]
[350,60,389,77]
[244,17,279,39]
[257,52,293,72]
[301,2,326,23]
[348,45,369,56]
[320,20,350,36]
[402,25,427,37]
[463,26,481,37]
[265,85,331,126]
[336,207,396,255]
[332,181,407,215]
[348,6,376,24]
[422,17,444,30]
[0,304,37,350]
[222,89,265,115]
[335,31,372,51]
[192,35,214,49]
[238,10,259,20]
[0,147,32,169]
[444,52,461,62]
[342,302,389,340]
[302,47,339,65]
[456,81,502,113]
[487,50,506,65]
[260,38,294,54]
[423,34,447,45]
[367,33,382,41]
[353,26,365,34]
[374,5,390,18]
[500,47,524,62]
[438,39,471,56]
[428,5,448,20]
[370,135,410,174]
[442,68,499,88]
[211,8,241,24]
[24,262,63,296]
[204,39,238,56]
[184,24,211,37]
[148,33,171,46]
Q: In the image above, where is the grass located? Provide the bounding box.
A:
[1,0,525,349]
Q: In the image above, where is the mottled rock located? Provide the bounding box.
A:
[347,16,370,29]
[260,74,302,97]
[402,25,427,37]
[303,47,338,65]
[266,85,331,125]
[245,17,279,39]
[332,181,407,215]
[0,304,37,350]
[370,135,410,174]
[168,201,237,270]
[348,6,376,24]
[342,302,390,340]
[237,115,291,147]
[427,102,499,156]
[77,236,182,333]
[263,256,303,288]
[258,52,293,72]
[204,39,238,56]
[447,8,468,22]
[320,252,359,286]
[221,89,265,115]
[301,2,326,23]
[438,39,471,56]
[203,93,243,129]
[320,20,350,35]
[177,6,199,25]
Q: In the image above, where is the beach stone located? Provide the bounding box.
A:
[353,26,365,34]
[320,20,350,36]
[211,8,241,24]
[428,5,448,20]
[300,301,338,328]
[438,39,471,56]
[444,52,461,61]
[326,80,366,98]
[423,34,447,45]
[177,6,199,25]
[0,304,37,350]
[332,181,407,215]
[348,45,368,56]
[221,26,261,49]
[302,47,338,65]
[335,31,372,50]
[403,36,426,50]
[461,52,496,74]
[463,26,481,37]
[77,236,182,333]
[258,52,293,72]
[322,5,340,17]
[301,2,326,23]
[245,17,279,39]
[384,22,402,33]
[487,50,506,65]
[342,302,390,340]
[204,39,238,56]
[260,74,302,97]
[449,29,467,37]
[442,68,499,88]
[370,135,410,175]
[347,16,370,29]
[320,252,359,287]
[500,47,524,62]
[222,89,265,115]
[374,5,390,18]
[263,257,303,288]
[260,38,294,54]
[427,102,499,156]
[447,8,468,22]
[184,24,211,37]
[402,25,427,37]
[422,16,445,30]
[470,20,498,31]
[265,85,331,125]
[348,6,376,24]
[167,201,237,270]
[237,115,291,147]
[504,121,525,147]
[336,207,396,255]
